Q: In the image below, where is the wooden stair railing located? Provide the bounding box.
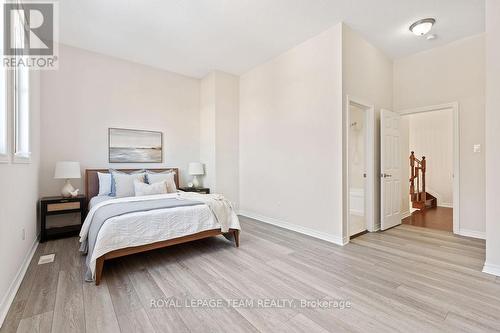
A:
[409,151,436,210]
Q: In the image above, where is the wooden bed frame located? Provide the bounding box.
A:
[85,168,240,285]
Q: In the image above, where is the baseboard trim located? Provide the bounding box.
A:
[458,228,486,240]
[483,262,500,277]
[239,210,347,246]
[0,238,38,329]
[438,203,453,208]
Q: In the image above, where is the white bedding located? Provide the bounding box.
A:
[81,193,240,279]
[88,195,114,209]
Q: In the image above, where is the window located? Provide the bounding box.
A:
[13,62,30,161]
[0,68,6,162]
[12,6,30,163]
[0,6,8,162]
[0,2,30,163]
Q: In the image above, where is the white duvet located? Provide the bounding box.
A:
[80,193,240,278]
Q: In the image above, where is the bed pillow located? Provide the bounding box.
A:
[134,180,167,197]
[146,170,177,193]
[110,169,146,198]
[97,172,112,196]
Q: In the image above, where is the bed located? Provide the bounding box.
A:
[82,168,240,285]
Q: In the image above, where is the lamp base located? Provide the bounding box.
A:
[61,179,75,198]
[192,175,201,188]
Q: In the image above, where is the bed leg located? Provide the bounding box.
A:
[95,257,104,286]
[233,230,240,248]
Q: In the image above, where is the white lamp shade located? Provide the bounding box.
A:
[188,162,204,175]
[54,161,81,179]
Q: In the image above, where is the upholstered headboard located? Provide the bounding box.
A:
[85,168,179,206]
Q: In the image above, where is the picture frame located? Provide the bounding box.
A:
[108,128,163,163]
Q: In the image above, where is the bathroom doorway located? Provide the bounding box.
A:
[346,97,375,238]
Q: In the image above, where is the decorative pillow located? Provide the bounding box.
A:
[110,169,146,198]
[134,180,167,196]
[146,170,177,193]
[97,172,112,196]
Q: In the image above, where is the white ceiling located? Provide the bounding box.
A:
[59,0,485,78]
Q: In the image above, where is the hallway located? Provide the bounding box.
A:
[402,207,453,232]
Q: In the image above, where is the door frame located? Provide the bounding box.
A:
[399,102,460,234]
[345,96,376,241]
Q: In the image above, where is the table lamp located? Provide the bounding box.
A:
[188,162,204,188]
[54,161,81,197]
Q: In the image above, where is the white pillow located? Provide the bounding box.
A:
[97,172,112,196]
[134,180,167,196]
[112,171,146,198]
[146,171,177,193]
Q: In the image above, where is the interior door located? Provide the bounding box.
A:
[381,109,402,230]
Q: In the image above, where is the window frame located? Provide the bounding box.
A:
[0,72,9,164]
[11,4,31,164]
[0,3,9,163]
[12,64,30,163]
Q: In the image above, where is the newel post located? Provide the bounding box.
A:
[409,152,415,195]
[421,156,426,202]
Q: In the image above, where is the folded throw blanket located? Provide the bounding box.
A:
[177,192,235,232]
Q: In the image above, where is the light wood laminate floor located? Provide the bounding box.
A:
[1,216,499,333]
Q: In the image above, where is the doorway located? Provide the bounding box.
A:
[346,97,375,238]
[398,103,460,233]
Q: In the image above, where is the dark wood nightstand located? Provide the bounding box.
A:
[179,187,210,194]
[40,195,86,243]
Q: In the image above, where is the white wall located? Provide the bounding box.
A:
[394,34,485,235]
[0,72,40,326]
[484,0,500,275]
[239,24,344,242]
[214,72,239,207]
[200,71,239,206]
[200,72,216,189]
[400,116,410,215]
[342,24,394,232]
[407,110,454,207]
[40,44,201,196]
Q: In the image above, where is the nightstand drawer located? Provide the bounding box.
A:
[47,201,81,212]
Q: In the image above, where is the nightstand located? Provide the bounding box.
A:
[40,195,86,243]
[179,187,210,194]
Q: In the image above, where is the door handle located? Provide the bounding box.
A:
[381,173,392,178]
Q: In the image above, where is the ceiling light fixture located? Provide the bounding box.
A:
[409,18,436,36]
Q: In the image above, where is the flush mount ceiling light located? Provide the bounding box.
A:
[409,18,436,36]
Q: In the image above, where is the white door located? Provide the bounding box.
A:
[381,109,401,230]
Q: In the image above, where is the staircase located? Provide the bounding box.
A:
[409,152,437,210]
